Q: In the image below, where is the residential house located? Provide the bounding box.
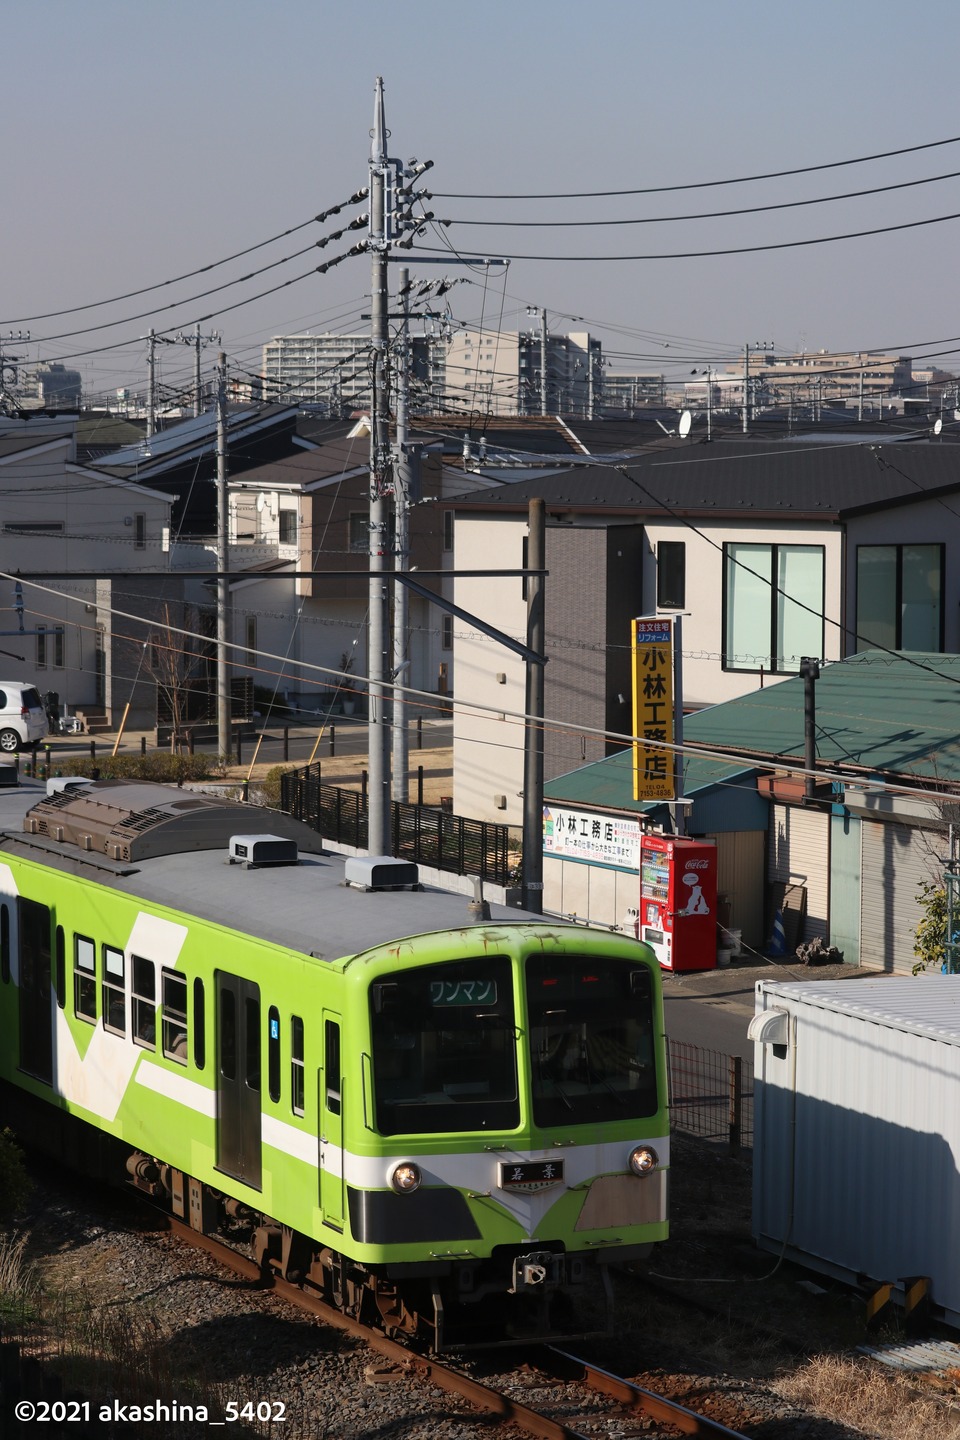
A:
[0,415,174,728]
[449,431,960,825]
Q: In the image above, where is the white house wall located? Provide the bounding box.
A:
[640,517,843,709]
[0,436,171,721]
[453,516,528,823]
[453,509,844,824]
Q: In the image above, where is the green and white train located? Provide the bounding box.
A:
[0,778,668,1347]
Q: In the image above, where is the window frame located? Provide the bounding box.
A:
[855,542,945,653]
[721,541,825,675]
[132,954,156,1049]
[102,945,126,1036]
[656,540,686,610]
[291,1015,305,1117]
[161,968,189,1064]
[74,934,97,1023]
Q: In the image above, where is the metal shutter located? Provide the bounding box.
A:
[860,820,945,975]
[767,803,829,943]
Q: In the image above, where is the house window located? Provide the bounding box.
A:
[278,510,297,545]
[36,627,46,669]
[723,543,824,673]
[102,946,125,1035]
[53,627,64,669]
[349,513,368,552]
[134,514,146,550]
[245,615,257,667]
[442,615,453,651]
[443,511,454,552]
[856,544,944,652]
[657,541,686,609]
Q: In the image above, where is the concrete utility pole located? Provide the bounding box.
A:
[146,329,156,439]
[216,352,231,761]
[392,267,412,802]
[522,498,545,912]
[367,77,394,855]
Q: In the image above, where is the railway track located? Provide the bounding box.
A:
[167,1213,750,1439]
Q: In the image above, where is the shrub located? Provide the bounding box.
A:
[0,1129,31,1221]
[913,880,947,974]
[49,753,214,784]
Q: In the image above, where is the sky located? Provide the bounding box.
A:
[5,0,960,403]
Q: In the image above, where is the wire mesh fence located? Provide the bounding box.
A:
[668,1039,753,1150]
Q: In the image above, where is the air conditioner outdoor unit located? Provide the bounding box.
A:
[228,834,299,869]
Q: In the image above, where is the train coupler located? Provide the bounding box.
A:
[508,1249,564,1294]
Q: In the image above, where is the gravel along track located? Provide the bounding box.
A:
[2,1152,941,1440]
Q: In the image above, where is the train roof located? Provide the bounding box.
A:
[0,777,552,962]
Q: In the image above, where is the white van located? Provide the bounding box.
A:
[0,683,47,752]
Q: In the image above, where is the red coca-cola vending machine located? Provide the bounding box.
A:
[639,835,718,972]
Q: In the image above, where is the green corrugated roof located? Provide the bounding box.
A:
[544,748,758,814]
[684,651,960,782]
[544,651,960,812]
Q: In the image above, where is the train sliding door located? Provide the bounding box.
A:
[215,971,262,1190]
[17,899,53,1086]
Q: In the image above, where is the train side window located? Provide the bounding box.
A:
[74,935,97,1023]
[324,1019,341,1116]
[291,1015,305,1116]
[132,956,156,1048]
[54,926,65,1009]
[193,978,205,1070]
[102,946,125,1036]
[245,996,261,1093]
[1,903,9,983]
[161,969,188,1063]
[220,987,236,1080]
[267,1005,281,1102]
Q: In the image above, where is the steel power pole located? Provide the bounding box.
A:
[367,77,394,855]
[216,352,231,761]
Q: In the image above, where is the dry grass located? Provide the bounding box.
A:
[775,1353,960,1439]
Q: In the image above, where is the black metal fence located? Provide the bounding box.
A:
[668,1039,754,1150]
[279,765,519,887]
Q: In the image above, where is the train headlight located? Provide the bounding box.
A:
[628,1145,659,1177]
[390,1162,422,1194]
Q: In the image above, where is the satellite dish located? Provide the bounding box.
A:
[678,409,693,438]
[256,492,267,513]
[934,418,944,436]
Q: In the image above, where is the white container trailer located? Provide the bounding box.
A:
[751,976,960,1326]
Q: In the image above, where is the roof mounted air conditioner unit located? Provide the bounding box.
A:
[228,834,299,869]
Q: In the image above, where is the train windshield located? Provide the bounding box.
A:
[527,954,659,1128]
[370,956,519,1136]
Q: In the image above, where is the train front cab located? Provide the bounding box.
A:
[356,930,668,1343]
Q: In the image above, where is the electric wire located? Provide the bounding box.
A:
[431,132,960,199]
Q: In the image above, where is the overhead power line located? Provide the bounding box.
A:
[431,132,960,199]
[415,207,960,263]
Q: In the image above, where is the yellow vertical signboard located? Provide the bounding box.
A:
[631,618,674,801]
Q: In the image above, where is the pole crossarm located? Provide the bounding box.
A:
[395,575,547,666]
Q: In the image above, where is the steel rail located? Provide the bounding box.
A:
[166,1216,748,1439]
